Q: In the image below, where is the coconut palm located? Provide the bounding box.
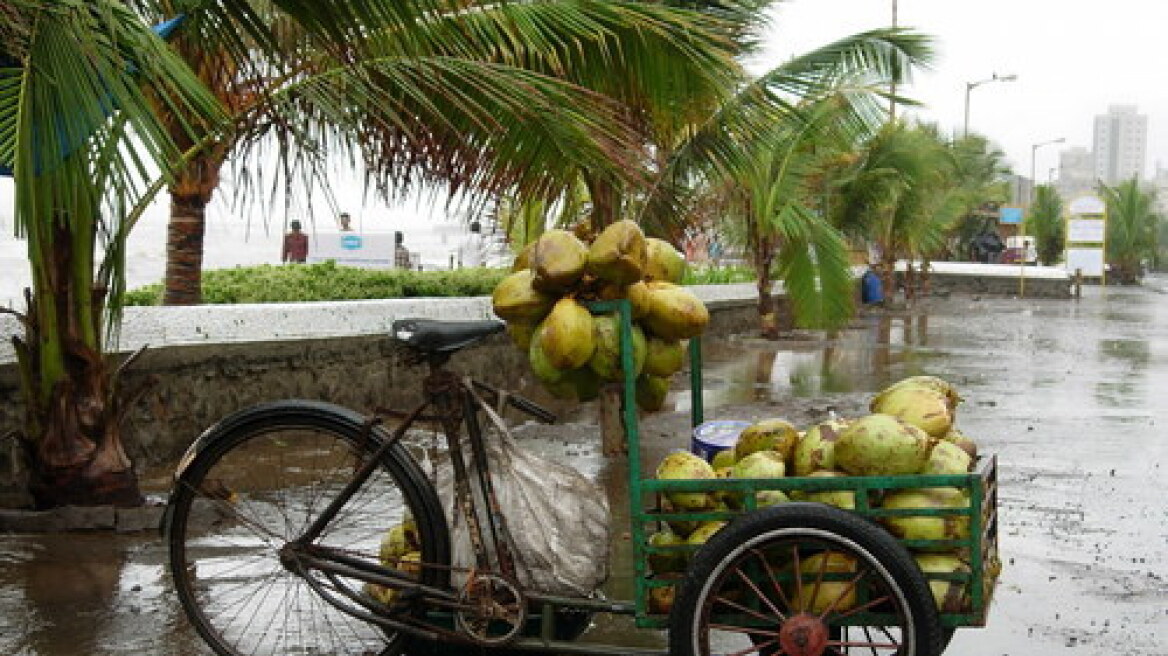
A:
[1,0,226,506]
[138,0,743,304]
[2,0,740,507]
[829,120,958,298]
[1100,178,1161,283]
[1028,184,1065,266]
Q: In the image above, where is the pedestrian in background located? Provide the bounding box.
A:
[282,220,308,263]
[338,212,353,231]
[394,231,412,269]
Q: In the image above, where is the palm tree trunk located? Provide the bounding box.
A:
[163,150,225,305]
[753,237,778,339]
[163,192,208,305]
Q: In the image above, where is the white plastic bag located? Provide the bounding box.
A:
[433,386,610,597]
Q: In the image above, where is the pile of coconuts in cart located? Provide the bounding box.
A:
[373,219,988,618]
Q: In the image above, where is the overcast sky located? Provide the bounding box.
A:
[754,0,1168,182]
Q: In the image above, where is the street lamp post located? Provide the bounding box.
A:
[1021,137,1066,296]
[963,73,1017,137]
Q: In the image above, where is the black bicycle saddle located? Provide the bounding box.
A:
[391,318,505,354]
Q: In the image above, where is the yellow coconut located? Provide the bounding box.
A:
[511,242,536,272]
[710,448,737,471]
[685,521,727,547]
[641,282,710,340]
[920,439,973,476]
[643,237,687,283]
[871,386,954,437]
[873,375,962,412]
[529,325,567,384]
[492,269,555,322]
[532,230,589,292]
[655,451,716,511]
[587,219,647,285]
[379,524,412,566]
[790,552,857,614]
[941,427,979,461]
[792,470,856,510]
[792,418,850,476]
[915,553,971,613]
[834,414,934,476]
[627,280,653,319]
[734,418,800,464]
[880,487,971,551]
[538,297,596,370]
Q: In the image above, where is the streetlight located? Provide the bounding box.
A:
[1021,136,1066,296]
[963,73,1017,137]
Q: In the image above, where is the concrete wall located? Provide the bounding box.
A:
[0,288,761,507]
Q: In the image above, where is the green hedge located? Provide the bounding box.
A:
[124,261,509,305]
[123,261,756,305]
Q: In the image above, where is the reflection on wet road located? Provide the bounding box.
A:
[3,279,1166,655]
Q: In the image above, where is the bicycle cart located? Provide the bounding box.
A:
[162,299,1000,656]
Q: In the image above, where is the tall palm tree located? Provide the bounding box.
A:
[140,0,743,304]
[1,0,226,506]
[1101,178,1161,283]
[1028,184,1065,266]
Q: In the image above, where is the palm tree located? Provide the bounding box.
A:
[1100,178,1161,283]
[830,121,957,298]
[1,0,226,507]
[2,0,739,507]
[1028,184,1065,266]
[139,0,743,304]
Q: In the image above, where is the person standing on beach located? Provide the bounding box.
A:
[282,220,309,263]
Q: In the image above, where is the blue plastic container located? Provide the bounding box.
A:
[691,420,752,463]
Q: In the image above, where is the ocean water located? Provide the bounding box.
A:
[0,178,486,309]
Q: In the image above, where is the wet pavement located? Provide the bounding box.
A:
[3,277,1167,655]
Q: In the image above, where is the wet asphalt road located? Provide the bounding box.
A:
[2,277,1166,655]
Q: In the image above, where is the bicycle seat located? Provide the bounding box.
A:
[391,318,505,354]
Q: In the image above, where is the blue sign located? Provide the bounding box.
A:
[341,235,364,250]
[999,207,1023,224]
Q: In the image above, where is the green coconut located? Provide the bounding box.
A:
[873,375,962,412]
[920,439,973,476]
[492,270,555,322]
[734,418,800,464]
[506,321,537,352]
[731,450,787,480]
[641,282,710,340]
[792,418,850,476]
[532,230,589,292]
[647,529,688,574]
[587,219,647,285]
[661,499,699,538]
[915,553,971,613]
[636,374,670,412]
[529,325,567,384]
[790,552,857,614]
[379,524,412,566]
[709,449,737,471]
[880,487,971,551]
[792,470,855,510]
[643,336,686,377]
[589,313,647,382]
[538,297,596,370]
[655,451,716,511]
[834,414,934,477]
[643,237,687,283]
[871,385,955,437]
[685,521,727,547]
[941,427,979,461]
[755,489,791,508]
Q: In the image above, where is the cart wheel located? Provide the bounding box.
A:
[669,502,943,656]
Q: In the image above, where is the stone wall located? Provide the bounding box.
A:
[0,291,761,507]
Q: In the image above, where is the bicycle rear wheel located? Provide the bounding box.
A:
[164,400,449,656]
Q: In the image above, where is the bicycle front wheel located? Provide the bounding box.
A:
[164,400,449,656]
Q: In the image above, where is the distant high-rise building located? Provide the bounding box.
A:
[1092,104,1147,184]
[1056,146,1095,199]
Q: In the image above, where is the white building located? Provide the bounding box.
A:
[1056,146,1095,200]
[1092,104,1147,184]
